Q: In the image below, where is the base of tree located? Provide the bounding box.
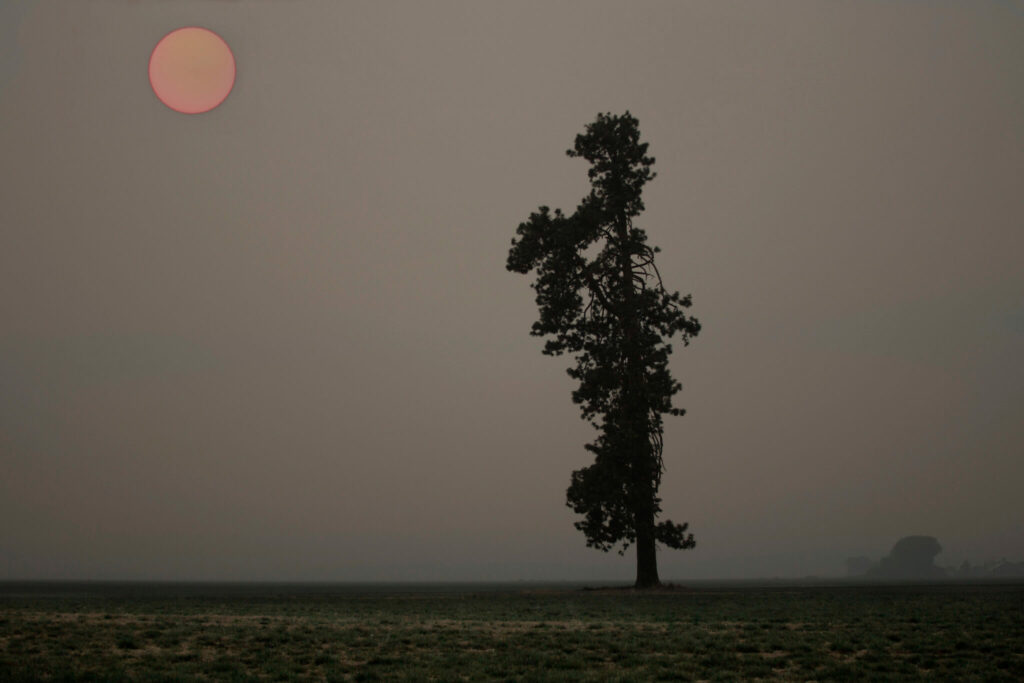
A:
[581,582,691,593]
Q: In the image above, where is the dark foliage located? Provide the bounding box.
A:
[507,112,700,584]
[868,536,946,580]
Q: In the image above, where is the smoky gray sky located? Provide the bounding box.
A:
[1,0,1022,582]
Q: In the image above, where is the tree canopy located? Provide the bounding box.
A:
[507,112,700,587]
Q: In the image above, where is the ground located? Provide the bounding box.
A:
[1,581,1022,680]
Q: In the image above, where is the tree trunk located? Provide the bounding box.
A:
[611,205,662,590]
[635,510,661,588]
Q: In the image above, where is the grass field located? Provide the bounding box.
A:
[1,581,1022,681]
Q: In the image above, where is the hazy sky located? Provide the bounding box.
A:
[2,1,1022,582]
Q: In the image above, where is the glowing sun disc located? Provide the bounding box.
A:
[149,27,235,114]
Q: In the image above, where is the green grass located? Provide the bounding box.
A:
[1,582,1022,680]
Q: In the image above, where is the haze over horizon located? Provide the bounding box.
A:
[2,1,1022,583]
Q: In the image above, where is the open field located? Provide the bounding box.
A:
[1,581,1022,681]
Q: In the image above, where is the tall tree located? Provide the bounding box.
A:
[507,112,700,588]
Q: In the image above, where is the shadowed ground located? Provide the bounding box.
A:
[1,581,1022,680]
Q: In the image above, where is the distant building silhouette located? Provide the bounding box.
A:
[990,559,1024,579]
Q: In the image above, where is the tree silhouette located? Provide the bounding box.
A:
[507,112,700,588]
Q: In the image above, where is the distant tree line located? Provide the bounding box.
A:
[846,536,1024,579]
